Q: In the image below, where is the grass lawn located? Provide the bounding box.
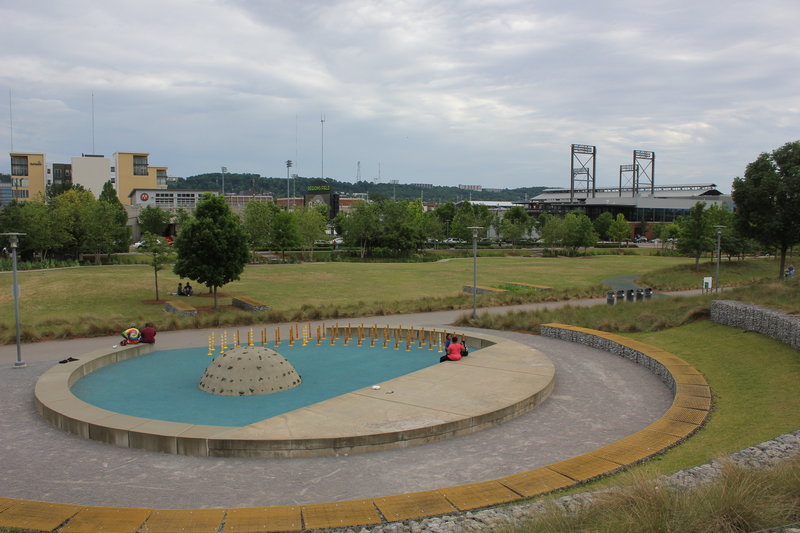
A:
[627,320,800,473]
[0,255,696,342]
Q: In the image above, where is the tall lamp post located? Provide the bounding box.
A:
[2,232,26,368]
[714,225,725,293]
[467,226,483,319]
[286,160,293,210]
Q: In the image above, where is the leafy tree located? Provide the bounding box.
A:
[293,205,328,260]
[568,212,598,250]
[270,209,300,261]
[421,211,445,243]
[373,199,426,257]
[173,193,249,307]
[540,216,565,249]
[139,232,172,300]
[138,206,171,237]
[339,201,379,258]
[677,201,713,269]
[241,200,279,250]
[174,208,192,236]
[608,213,631,245]
[593,212,614,241]
[499,206,532,246]
[733,140,800,278]
[433,202,457,238]
[50,188,97,259]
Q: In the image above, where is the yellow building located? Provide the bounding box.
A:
[114,152,167,203]
[10,153,47,200]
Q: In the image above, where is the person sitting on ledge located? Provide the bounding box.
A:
[175,282,184,296]
[140,322,157,344]
[440,335,464,363]
[121,324,141,346]
[184,282,193,296]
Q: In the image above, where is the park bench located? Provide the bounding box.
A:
[232,295,270,312]
[164,300,197,317]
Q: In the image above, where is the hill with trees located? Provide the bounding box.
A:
[169,173,547,203]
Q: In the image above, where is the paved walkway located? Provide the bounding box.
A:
[0,297,681,509]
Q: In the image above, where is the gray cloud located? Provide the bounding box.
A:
[1,0,798,192]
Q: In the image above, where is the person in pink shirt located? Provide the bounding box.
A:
[440,335,466,362]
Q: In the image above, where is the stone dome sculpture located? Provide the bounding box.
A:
[199,346,302,396]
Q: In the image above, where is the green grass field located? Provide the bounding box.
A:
[0,254,706,342]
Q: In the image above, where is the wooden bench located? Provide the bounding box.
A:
[164,300,197,317]
[232,295,270,312]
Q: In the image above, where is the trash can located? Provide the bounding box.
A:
[607,291,615,305]
[616,289,625,301]
[626,289,634,302]
[636,288,644,301]
[645,288,653,299]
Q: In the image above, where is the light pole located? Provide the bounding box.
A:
[286,160,293,210]
[714,225,725,293]
[2,233,26,368]
[467,226,483,319]
[220,166,227,196]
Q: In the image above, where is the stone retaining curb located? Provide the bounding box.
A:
[6,325,710,532]
[711,300,800,350]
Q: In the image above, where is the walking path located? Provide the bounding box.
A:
[0,294,698,509]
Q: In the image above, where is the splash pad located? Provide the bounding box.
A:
[36,324,556,457]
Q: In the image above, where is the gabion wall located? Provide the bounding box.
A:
[710,300,800,351]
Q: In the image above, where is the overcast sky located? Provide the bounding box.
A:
[1,0,798,192]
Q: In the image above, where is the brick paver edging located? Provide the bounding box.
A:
[3,325,709,532]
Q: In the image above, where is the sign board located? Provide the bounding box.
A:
[703,277,713,290]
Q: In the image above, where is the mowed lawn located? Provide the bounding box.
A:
[0,255,694,329]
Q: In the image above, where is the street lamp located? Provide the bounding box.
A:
[714,225,725,293]
[2,232,26,368]
[467,226,483,319]
[286,160,293,210]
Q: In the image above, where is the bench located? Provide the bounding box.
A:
[232,295,270,312]
[164,300,197,317]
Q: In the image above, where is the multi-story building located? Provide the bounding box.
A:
[10,153,47,200]
[114,152,167,203]
[71,154,112,198]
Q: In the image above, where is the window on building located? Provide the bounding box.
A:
[12,178,29,188]
[155,192,173,207]
[176,193,196,207]
[12,189,29,199]
[11,157,28,177]
[133,156,149,176]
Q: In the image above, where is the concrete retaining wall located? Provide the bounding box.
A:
[710,300,800,350]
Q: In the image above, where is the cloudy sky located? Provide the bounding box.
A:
[1,0,798,192]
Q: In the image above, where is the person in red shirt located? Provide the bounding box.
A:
[440,335,464,362]
[140,322,157,344]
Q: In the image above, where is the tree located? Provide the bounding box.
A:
[139,232,172,300]
[270,210,300,261]
[138,206,171,236]
[339,201,379,258]
[293,205,328,260]
[50,188,96,259]
[593,212,614,241]
[677,201,713,269]
[241,200,279,250]
[733,140,800,278]
[500,206,533,246]
[173,193,249,307]
[608,213,631,245]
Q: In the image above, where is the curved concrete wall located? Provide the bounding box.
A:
[34,328,555,458]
